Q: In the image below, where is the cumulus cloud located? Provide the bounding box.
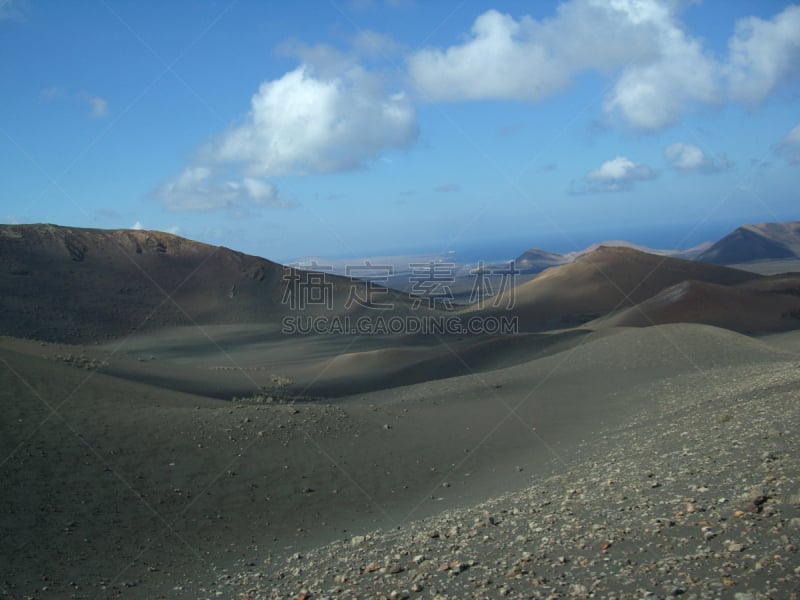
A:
[209,64,416,176]
[156,55,417,212]
[408,2,720,129]
[154,166,294,212]
[603,27,719,129]
[726,5,800,103]
[589,156,656,180]
[131,221,144,230]
[408,9,573,102]
[574,156,657,193]
[776,123,800,165]
[408,1,800,130]
[664,142,731,173]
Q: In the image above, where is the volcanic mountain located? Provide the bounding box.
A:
[477,245,760,329]
[697,221,800,264]
[0,224,407,343]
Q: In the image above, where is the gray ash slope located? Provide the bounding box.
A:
[181,325,800,600]
[231,346,800,600]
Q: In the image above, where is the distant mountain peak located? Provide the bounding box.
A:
[697,221,800,265]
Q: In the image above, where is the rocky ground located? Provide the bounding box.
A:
[227,360,800,600]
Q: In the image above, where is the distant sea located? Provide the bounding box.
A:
[388,219,747,264]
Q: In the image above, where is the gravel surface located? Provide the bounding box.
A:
[229,361,800,599]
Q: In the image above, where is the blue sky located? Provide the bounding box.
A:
[1,0,799,262]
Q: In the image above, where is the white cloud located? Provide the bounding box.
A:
[156,53,417,212]
[408,2,720,129]
[784,124,800,146]
[726,5,800,103]
[131,221,144,230]
[408,9,571,102]
[776,123,800,165]
[575,155,657,193]
[154,166,294,212]
[167,225,181,235]
[241,177,282,205]
[209,64,416,176]
[589,156,656,181]
[408,2,800,131]
[603,28,720,130]
[664,142,731,173]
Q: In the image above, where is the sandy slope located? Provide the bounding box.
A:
[2,324,798,599]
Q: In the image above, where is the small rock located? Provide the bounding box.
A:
[449,561,466,574]
[726,541,745,552]
[570,583,588,595]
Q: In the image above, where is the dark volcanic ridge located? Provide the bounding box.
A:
[697,221,800,265]
[0,224,411,343]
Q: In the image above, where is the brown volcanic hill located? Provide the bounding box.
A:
[590,274,800,333]
[473,245,760,329]
[0,224,407,343]
[512,241,711,276]
[697,221,800,264]
[568,239,713,261]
